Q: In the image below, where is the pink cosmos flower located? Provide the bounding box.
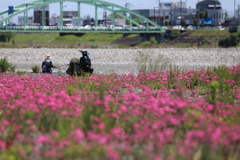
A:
[69,129,84,143]
[36,135,51,144]
[0,140,6,150]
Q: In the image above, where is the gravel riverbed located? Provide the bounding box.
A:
[0,48,240,74]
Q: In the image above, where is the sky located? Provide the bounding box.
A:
[0,0,237,21]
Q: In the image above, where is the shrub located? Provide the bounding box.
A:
[219,32,240,47]
[31,65,40,73]
[55,36,65,41]
[135,51,172,73]
[138,41,151,48]
[165,21,169,26]
[180,19,186,26]
[0,32,15,42]
[68,45,74,49]
[0,57,14,73]
[90,45,98,49]
[203,39,212,44]
[16,71,26,75]
[170,30,180,40]
[150,37,158,45]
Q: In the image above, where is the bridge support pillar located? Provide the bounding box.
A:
[60,2,63,31]
[95,4,98,30]
[24,11,28,30]
[42,4,46,28]
[78,2,81,30]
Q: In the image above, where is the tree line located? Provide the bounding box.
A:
[0,32,15,42]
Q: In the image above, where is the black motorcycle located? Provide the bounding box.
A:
[66,44,94,76]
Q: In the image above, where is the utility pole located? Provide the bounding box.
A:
[154,7,156,23]
[198,0,200,27]
[180,0,182,23]
[234,0,236,25]
[158,0,161,25]
[103,10,107,26]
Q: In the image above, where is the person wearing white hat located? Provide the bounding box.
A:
[42,54,57,74]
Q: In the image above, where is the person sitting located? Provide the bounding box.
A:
[66,57,81,76]
[42,54,57,74]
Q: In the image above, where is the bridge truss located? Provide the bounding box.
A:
[0,0,166,34]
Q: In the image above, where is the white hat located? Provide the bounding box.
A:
[46,54,51,59]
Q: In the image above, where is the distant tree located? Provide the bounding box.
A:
[180,19,186,26]
[165,21,169,26]
[193,17,199,26]
[0,32,15,42]
[218,32,240,47]
[126,18,141,26]
[170,30,180,40]
[196,10,208,19]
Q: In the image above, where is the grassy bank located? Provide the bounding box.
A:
[0,33,138,47]
[0,30,237,48]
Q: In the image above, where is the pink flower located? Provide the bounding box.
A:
[0,140,6,150]
[69,129,84,143]
[120,106,128,113]
[111,128,124,136]
[36,135,51,144]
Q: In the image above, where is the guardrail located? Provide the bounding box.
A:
[0,25,238,32]
[0,26,160,31]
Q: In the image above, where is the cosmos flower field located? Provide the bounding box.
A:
[0,65,240,160]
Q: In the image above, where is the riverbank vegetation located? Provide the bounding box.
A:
[0,30,239,48]
[0,63,240,159]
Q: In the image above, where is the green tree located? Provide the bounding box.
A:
[196,10,208,19]
[170,30,180,40]
[193,17,199,26]
[126,18,141,26]
[165,21,169,26]
[0,32,15,42]
[180,19,186,26]
[218,32,240,47]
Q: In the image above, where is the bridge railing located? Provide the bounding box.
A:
[0,25,160,31]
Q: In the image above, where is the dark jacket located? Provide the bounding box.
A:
[80,55,93,73]
[42,58,54,73]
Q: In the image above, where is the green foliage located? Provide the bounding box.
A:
[135,51,172,73]
[170,30,180,40]
[190,30,230,37]
[208,65,240,104]
[150,37,158,45]
[196,10,208,19]
[180,19,186,26]
[0,32,15,42]
[165,21,169,26]
[208,81,220,104]
[203,39,212,45]
[218,32,240,47]
[138,41,152,48]
[193,17,199,26]
[0,57,14,73]
[55,36,66,41]
[90,44,98,48]
[31,65,40,73]
[138,37,158,48]
[68,45,74,48]
[126,18,141,26]
[16,71,26,75]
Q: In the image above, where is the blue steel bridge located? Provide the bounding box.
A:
[0,0,166,34]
